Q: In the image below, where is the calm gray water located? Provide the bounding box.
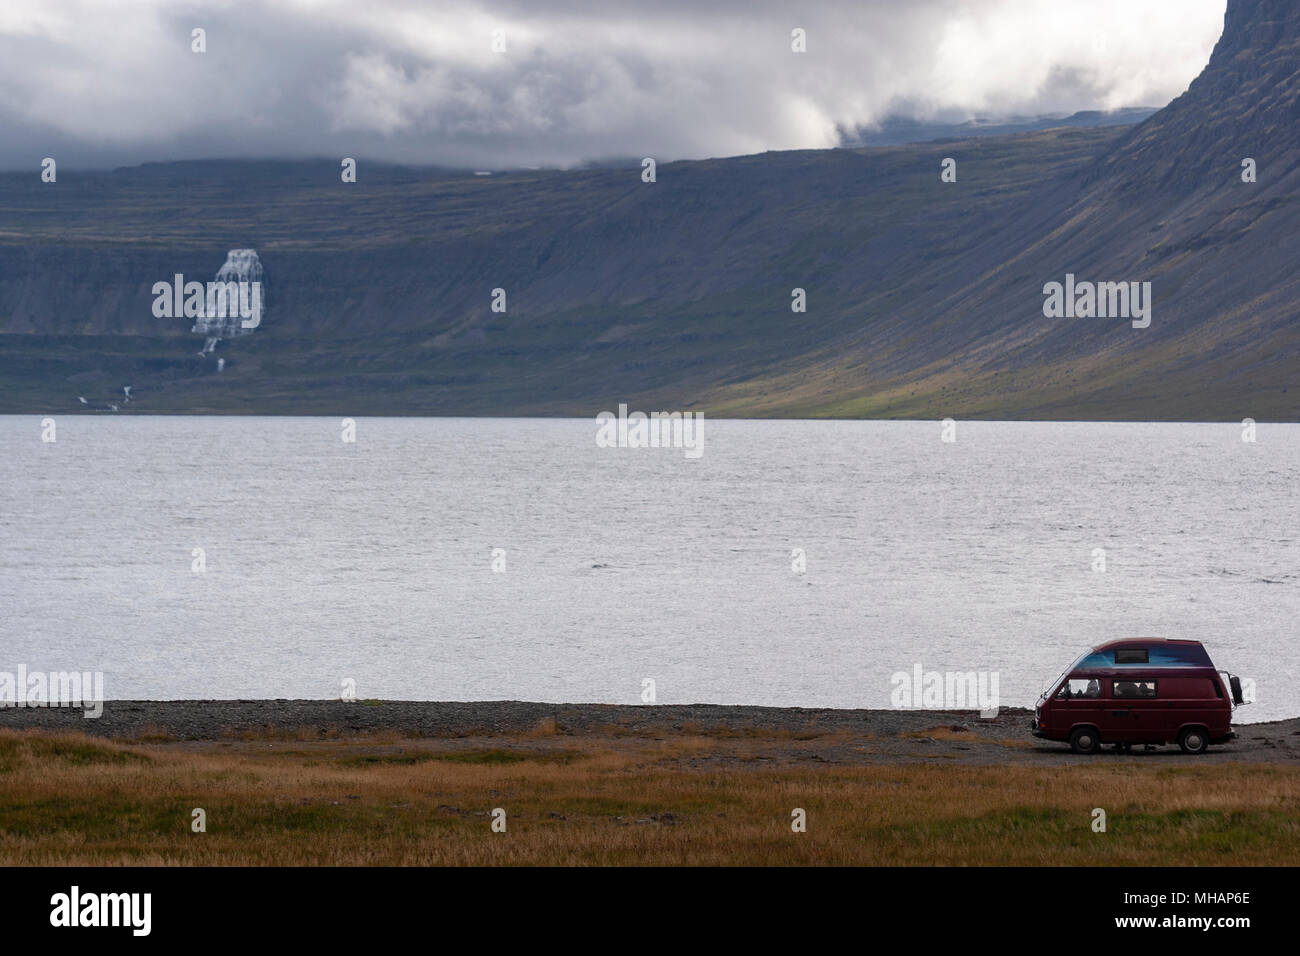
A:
[1,416,1294,722]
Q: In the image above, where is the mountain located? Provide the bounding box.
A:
[0,0,1294,420]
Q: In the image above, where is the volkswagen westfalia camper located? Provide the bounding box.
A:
[1031,638,1246,754]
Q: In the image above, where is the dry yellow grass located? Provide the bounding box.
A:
[1,729,1296,866]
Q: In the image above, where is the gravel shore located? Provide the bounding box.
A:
[2,700,1296,766]
[3,699,1012,738]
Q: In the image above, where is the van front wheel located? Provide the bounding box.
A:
[1179,728,1209,754]
[1069,727,1100,754]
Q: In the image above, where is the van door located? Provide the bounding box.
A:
[1105,678,1138,742]
[1055,676,1106,738]
[1111,678,1162,743]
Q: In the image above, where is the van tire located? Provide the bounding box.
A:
[1179,728,1209,754]
[1069,727,1100,754]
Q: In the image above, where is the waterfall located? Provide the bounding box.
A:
[192,249,265,348]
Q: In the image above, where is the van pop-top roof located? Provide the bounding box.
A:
[1076,638,1214,670]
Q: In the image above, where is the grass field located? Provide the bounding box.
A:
[1,728,1296,866]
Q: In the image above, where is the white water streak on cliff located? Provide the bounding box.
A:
[191,249,264,341]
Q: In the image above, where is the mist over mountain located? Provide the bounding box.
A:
[0,0,1294,419]
[841,108,1157,147]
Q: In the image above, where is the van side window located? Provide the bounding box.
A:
[1112,680,1156,699]
[1057,679,1101,699]
[1114,648,1149,664]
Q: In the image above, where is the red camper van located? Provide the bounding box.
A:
[1031,638,1246,754]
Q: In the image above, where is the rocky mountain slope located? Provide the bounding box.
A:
[0,0,1293,419]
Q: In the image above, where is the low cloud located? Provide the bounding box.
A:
[0,0,1227,170]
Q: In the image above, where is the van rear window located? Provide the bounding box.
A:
[1114,648,1149,664]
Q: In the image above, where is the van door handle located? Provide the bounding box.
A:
[1111,710,1129,717]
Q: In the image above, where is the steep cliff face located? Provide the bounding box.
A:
[0,0,1294,418]
[1100,0,1300,192]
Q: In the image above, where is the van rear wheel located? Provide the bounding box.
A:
[1069,727,1100,754]
[1179,728,1209,754]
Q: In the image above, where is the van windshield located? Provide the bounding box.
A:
[1039,650,1092,701]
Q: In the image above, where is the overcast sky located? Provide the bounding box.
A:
[0,0,1228,170]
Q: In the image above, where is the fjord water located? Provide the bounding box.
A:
[2,417,1294,723]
